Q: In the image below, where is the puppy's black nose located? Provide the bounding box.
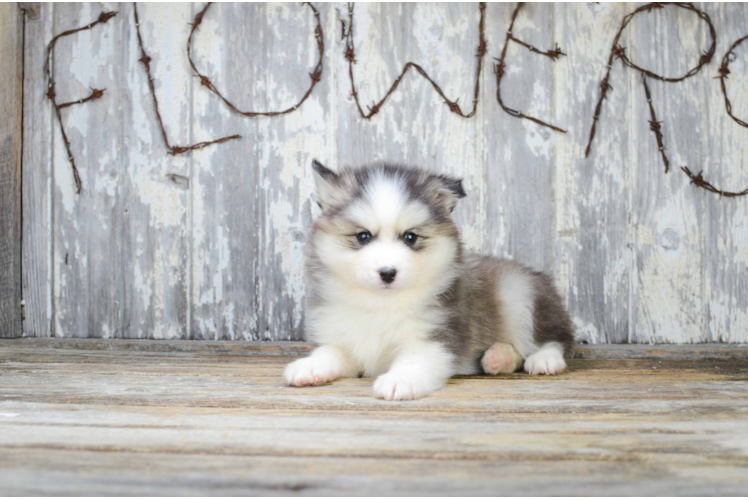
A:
[378,267,397,284]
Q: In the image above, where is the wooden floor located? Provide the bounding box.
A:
[1,339,747,496]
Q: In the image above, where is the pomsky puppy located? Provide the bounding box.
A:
[284,161,574,400]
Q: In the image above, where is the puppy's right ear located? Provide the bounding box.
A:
[311,159,340,210]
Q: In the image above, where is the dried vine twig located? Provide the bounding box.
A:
[187,2,324,117]
[345,2,487,119]
[133,3,240,155]
[494,2,567,133]
[46,10,118,193]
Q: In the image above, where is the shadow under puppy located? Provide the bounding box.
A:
[285,160,574,400]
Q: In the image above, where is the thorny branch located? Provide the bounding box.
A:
[344,2,487,120]
[133,3,240,155]
[494,2,567,133]
[46,10,118,194]
[187,2,324,117]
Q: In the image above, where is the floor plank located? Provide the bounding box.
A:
[1,340,747,495]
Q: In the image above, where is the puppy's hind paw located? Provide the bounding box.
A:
[524,345,567,376]
[481,342,523,374]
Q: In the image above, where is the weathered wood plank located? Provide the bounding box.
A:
[51,3,126,338]
[0,3,24,338]
[554,3,633,344]
[4,338,748,360]
[22,4,54,338]
[121,3,192,339]
[486,3,558,273]
[704,3,748,342]
[629,3,709,343]
[0,346,747,495]
[1,448,746,496]
[190,3,331,341]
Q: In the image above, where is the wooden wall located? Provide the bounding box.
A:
[0,3,24,338]
[20,3,748,343]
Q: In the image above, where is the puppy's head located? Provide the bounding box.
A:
[309,160,465,294]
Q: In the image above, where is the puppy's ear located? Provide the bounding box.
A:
[433,174,467,213]
[311,159,340,210]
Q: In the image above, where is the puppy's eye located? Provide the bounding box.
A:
[403,232,418,246]
[356,231,372,244]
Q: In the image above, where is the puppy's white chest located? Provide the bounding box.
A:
[311,305,434,377]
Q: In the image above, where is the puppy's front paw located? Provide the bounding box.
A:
[524,348,566,376]
[373,373,431,401]
[284,356,339,387]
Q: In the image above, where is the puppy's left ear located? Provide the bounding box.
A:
[433,174,467,213]
[311,159,340,210]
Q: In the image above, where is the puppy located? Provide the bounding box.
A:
[284,161,574,400]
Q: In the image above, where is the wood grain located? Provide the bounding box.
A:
[629,4,708,343]
[0,3,24,339]
[22,3,54,338]
[122,3,192,340]
[705,4,748,341]
[553,3,634,344]
[51,3,126,338]
[0,342,747,495]
[487,3,557,272]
